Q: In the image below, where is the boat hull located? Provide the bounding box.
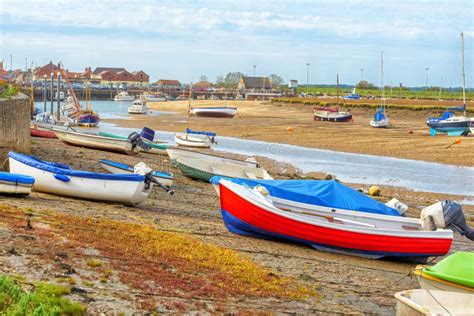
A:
[314,111,353,122]
[55,130,136,155]
[190,107,237,118]
[31,127,57,138]
[414,270,474,294]
[219,181,452,261]
[177,158,272,182]
[166,148,258,167]
[97,131,168,155]
[77,114,100,127]
[0,172,34,195]
[175,133,212,148]
[427,120,470,136]
[370,119,389,128]
[9,155,151,205]
[395,290,474,316]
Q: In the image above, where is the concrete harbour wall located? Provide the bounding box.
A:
[0,93,31,169]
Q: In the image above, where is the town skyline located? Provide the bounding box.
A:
[1,0,473,87]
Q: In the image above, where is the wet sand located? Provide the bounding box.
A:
[107,100,474,167]
[0,137,472,314]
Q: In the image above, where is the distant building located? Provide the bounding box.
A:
[238,76,272,90]
[193,81,212,92]
[288,80,298,88]
[92,67,149,84]
[156,79,181,90]
[0,61,9,79]
[34,63,93,82]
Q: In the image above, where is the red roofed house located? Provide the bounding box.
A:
[156,79,181,90]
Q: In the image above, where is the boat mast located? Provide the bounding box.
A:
[336,74,340,110]
[461,32,466,116]
[381,50,385,110]
[186,83,192,139]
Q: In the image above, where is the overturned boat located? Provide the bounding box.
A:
[190,107,237,118]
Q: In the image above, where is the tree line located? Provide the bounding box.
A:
[197,72,285,87]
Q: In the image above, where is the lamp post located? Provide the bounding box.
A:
[360,68,364,81]
[252,65,257,92]
[50,72,54,115]
[43,75,47,113]
[306,62,310,89]
[424,67,429,91]
[9,54,13,83]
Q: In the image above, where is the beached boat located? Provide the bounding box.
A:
[166,148,259,167]
[394,289,474,316]
[343,88,361,100]
[175,130,214,148]
[176,158,272,182]
[370,51,390,128]
[30,125,57,138]
[8,152,153,205]
[414,251,474,294]
[0,171,35,195]
[77,111,100,127]
[55,129,137,155]
[427,33,472,136]
[99,159,174,187]
[216,179,452,261]
[190,107,237,118]
[128,99,149,114]
[114,91,135,101]
[142,93,167,102]
[313,107,353,122]
[98,131,169,155]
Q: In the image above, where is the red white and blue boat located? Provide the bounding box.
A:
[215,178,453,262]
[77,111,100,127]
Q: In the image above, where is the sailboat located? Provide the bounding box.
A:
[174,83,216,148]
[77,83,100,127]
[370,51,390,128]
[427,32,471,136]
[314,75,353,122]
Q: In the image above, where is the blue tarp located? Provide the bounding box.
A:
[211,177,400,216]
[428,111,454,123]
[185,128,216,137]
[8,152,145,182]
[0,171,35,185]
[374,108,386,121]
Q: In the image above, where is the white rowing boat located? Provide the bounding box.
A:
[175,132,212,148]
[54,129,137,155]
[8,152,152,205]
[395,289,474,316]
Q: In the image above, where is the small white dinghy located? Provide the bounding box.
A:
[175,129,215,148]
[395,289,474,316]
[99,159,174,188]
[8,152,153,205]
[55,129,137,155]
[0,171,35,195]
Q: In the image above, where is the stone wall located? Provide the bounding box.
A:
[0,93,31,169]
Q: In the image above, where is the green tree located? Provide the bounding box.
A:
[224,72,245,87]
[269,74,284,86]
[199,75,208,82]
[356,80,377,89]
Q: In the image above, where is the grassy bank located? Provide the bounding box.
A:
[272,97,474,113]
[297,87,474,101]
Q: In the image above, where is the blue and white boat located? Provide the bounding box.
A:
[427,106,471,136]
[8,152,153,205]
[99,159,174,187]
[0,171,35,195]
[343,88,361,100]
[175,128,216,148]
[370,51,389,128]
[427,32,472,137]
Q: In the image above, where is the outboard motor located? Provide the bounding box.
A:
[128,132,151,152]
[140,127,155,142]
[421,200,474,241]
[133,162,174,195]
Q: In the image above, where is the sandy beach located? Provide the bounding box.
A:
[0,121,472,313]
[108,99,474,167]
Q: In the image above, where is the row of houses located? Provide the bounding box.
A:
[1,61,284,94]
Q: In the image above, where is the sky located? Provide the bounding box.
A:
[0,0,473,87]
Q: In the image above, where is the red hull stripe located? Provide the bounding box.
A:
[220,184,451,255]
